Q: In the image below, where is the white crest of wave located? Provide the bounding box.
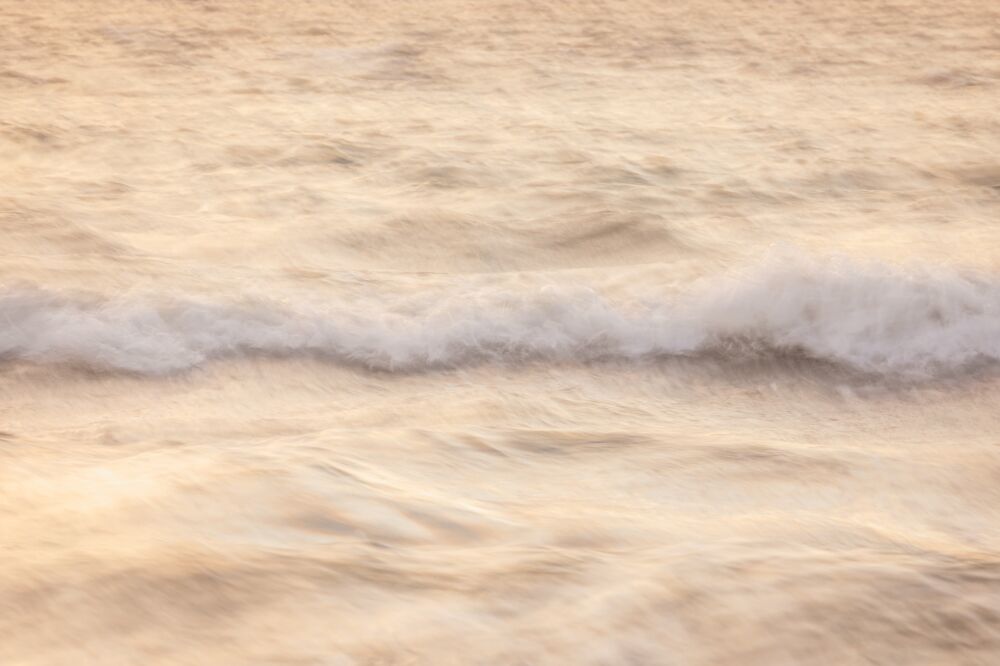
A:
[2,254,1000,376]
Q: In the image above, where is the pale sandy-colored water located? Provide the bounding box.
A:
[3,1,1000,664]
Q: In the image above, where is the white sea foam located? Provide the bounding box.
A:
[3,256,1000,376]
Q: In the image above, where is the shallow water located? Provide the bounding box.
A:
[3,0,1000,664]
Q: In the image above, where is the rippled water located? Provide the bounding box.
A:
[3,0,1000,664]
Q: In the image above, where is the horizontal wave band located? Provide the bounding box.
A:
[3,257,1000,376]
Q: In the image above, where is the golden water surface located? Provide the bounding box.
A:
[2,1,1000,664]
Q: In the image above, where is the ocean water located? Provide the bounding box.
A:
[3,0,1000,664]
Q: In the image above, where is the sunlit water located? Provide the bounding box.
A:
[3,1,1000,664]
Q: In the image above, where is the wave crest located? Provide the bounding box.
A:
[3,256,1000,376]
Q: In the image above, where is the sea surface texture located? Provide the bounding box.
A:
[3,1,1000,664]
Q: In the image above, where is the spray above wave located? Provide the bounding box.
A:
[3,256,1000,376]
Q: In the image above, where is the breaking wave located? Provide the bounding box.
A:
[3,256,1000,376]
